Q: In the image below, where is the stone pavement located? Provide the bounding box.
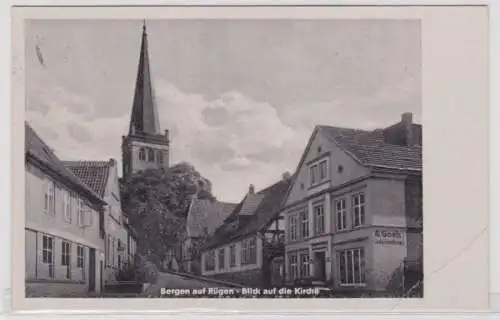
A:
[143,271,235,297]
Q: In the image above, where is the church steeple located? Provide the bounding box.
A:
[122,21,170,180]
[129,20,161,135]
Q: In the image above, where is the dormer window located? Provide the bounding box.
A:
[139,147,146,161]
[147,148,155,162]
[309,158,328,187]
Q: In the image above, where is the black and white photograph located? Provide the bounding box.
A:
[22,16,424,299]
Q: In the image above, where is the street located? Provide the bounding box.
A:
[144,271,232,297]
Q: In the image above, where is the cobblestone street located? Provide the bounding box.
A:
[144,272,231,297]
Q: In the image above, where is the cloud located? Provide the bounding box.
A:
[26,76,420,203]
[280,76,421,131]
[27,82,303,202]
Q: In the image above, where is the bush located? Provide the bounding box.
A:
[135,255,159,284]
[116,261,138,281]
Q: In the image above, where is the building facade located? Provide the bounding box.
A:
[183,197,237,274]
[63,159,132,283]
[283,113,423,295]
[25,124,107,297]
[121,23,170,181]
[201,176,291,288]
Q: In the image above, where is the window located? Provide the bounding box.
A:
[338,248,365,285]
[218,248,225,270]
[335,198,347,231]
[44,180,55,215]
[309,159,329,186]
[352,193,366,227]
[300,211,309,239]
[319,160,327,181]
[248,237,257,264]
[77,200,86,226]
[300,253,310,278]
[288,215,297,241]
[205,251,215,271]
[112,238,116,267]
[313,204,325,236]
[106,235,111,266]
[61,241,71,279]
[42,235,54,270]
[241,240,248,265]
[288,254,298,281]
[62,190,70,223]
[139,147,146,161]
[157,150,164,164]
[229,245,236,268]
[309,164,318,186]
[77,245,85,280]
[147,148,155,162]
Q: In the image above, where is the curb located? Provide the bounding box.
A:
[163,270,245,288]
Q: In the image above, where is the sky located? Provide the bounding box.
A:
[25,19,421,203]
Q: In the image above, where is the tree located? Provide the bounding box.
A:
[120,162,215,265]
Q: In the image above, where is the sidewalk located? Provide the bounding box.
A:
[163,269,245,288]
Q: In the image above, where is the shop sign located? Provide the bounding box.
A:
[374,229,404,245]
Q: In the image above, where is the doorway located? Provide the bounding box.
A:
[88,248,96,292]
[314,251,326,281]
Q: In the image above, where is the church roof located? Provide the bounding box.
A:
[62,160,113,198]
[128,22,161,136]
[186,199,238,238]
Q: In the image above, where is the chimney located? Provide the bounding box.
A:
[282,171,292,181]
[109,158,116,166]
[249,184,255,195]
[401,112,414,146]
[164,129,169,140]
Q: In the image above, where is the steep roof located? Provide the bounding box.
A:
[186,199,237,238]
[128,22,161,136]
[25,123,106,205]
[318,124,422,172]
[204,178,292,250]
[62,160,112,198]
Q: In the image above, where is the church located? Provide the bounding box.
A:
[121,22,171,180]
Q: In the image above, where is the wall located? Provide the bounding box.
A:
[370,227,408,291]
[201,235,263,278]
[25,164,103,250]
[284,129,369,207]
[369,177,406,227]
[25,163,105,295]
[102,162,129,282]
[25,228,105,295]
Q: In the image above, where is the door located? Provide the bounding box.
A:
[88,248,96,292]
[314,251,326,281]
[100,260,104,293]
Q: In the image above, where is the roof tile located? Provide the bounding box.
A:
[62,161,112,198]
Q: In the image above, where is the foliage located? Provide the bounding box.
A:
[120,162,215,264]
[116,261,138,281]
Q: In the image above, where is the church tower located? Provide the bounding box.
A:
[122,22,170,180]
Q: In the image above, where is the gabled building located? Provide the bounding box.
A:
[200,174,292,288]
[282,112,422,295]
[121,22,170,181]
[63,159,134,283]
[25,123,107,296]
[183,197,237,274]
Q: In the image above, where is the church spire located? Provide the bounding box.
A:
[129,20,161,136]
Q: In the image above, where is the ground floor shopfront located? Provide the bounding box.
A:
[284,225,422,293]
